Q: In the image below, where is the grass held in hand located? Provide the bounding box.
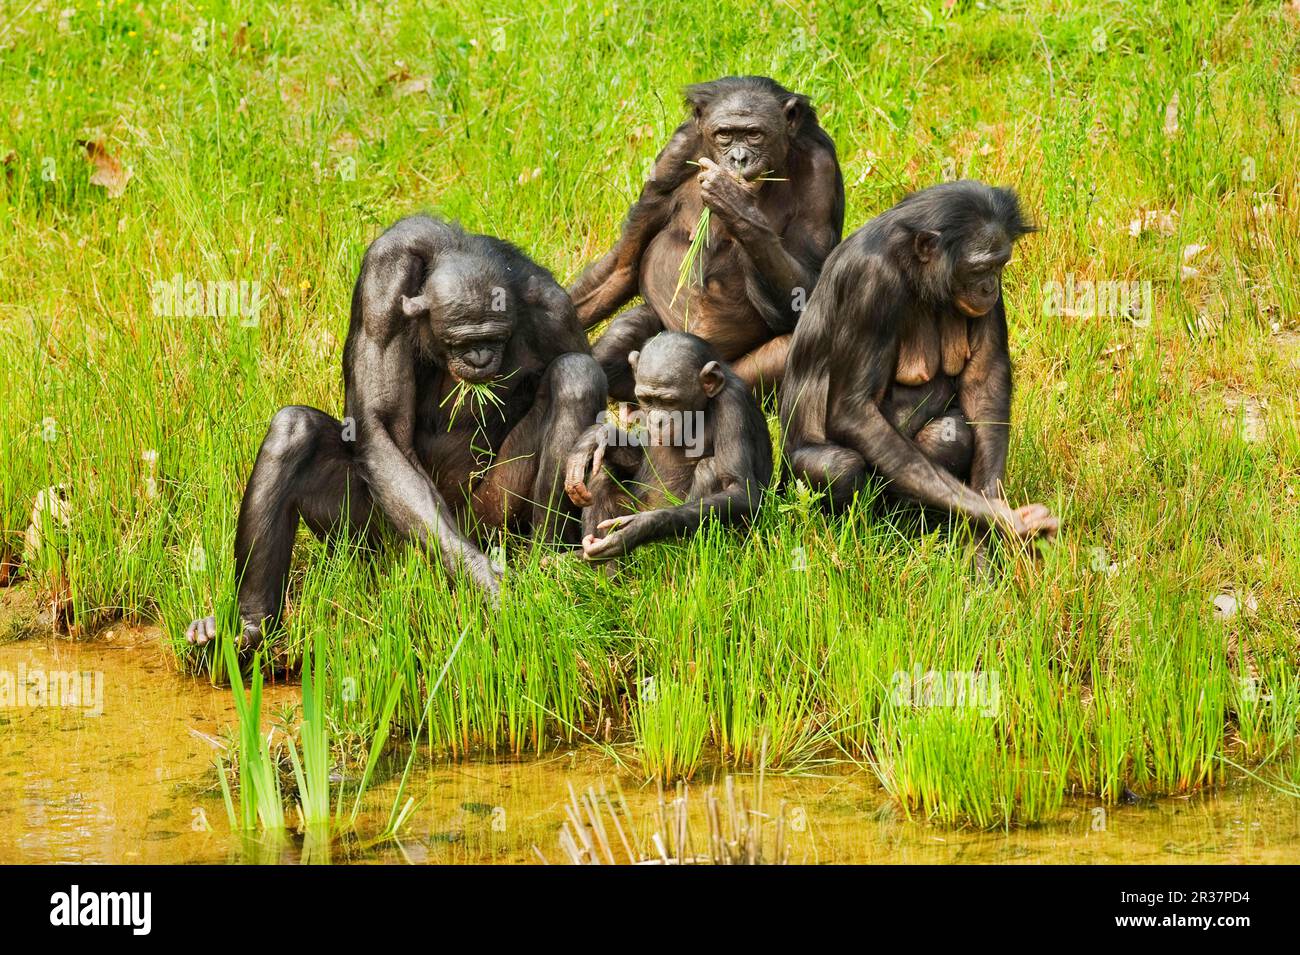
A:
[672,163,785,310]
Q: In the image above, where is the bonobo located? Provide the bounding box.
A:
[187,215,606,648]
[564,331,771,560]
[781,180,1059,542]
[570,76,844,396]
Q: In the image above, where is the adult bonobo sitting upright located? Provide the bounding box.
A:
[781,181,1059,543]
[570,76,844,396]
[187,215,606,649]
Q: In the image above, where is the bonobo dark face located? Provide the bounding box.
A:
[696,90,798,182]
[914,222,1013,319]
[628,333,724,448]
[950,223,1013,318]
[401,260,514,383]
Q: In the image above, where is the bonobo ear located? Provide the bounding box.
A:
[627,350,640,374]
[400,293,430,317]
[699,360,725,398]
[782,95,807,134]
[913,230,941,265]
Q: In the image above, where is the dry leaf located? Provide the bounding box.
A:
[1127,209,1178,238]
[393,78,429,99]
[80,139,132,198]
[1182,243,1208,261]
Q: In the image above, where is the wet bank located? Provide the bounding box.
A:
[1,634,1297,864]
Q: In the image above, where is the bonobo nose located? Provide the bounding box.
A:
[727,147,751,168]
[465,348,492,368]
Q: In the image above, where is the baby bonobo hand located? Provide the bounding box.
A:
[581,512,659,562]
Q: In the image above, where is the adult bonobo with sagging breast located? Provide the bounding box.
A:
[570,76,844,397]
[187,215,607,649]
[564,332,771,560]
[781,181,1060,543]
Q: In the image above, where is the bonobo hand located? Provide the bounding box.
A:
[697,158,764,233]
[564,428,608,507]
[581,511,659,561]
[993,501,1060,542]
[467,551,502,605]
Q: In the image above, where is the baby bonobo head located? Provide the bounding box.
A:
[628,332,726,449]
[686,76,810,182]
[401,251,516,384]
[896,180,1036,319]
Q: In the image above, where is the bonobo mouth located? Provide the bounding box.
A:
[449,362,502,385]
[955,296,995,318]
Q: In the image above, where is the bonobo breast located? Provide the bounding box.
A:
[894,310,971,386]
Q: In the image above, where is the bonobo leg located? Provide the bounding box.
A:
[731,333,791,396]
[473,353,607,544]
[591,304,661,401]
[790,410,973,514]
[788,442,866,513]
[186,406,380,649]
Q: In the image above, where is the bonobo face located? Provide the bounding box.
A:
[698,91,794,181]
[628,334,724,448]
[402,261,514,384]
[436,307,512,383]
[951,224,1012,318]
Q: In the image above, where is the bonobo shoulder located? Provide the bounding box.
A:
[368,214,462,260]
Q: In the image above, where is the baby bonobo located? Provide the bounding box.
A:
[564,332,772,560]
[781,180,1059,547]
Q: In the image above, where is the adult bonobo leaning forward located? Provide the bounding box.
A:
[570,76,844,396]
[187,215,606,649]
[781,180,1059,543]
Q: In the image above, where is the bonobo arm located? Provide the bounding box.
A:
[698,144,841,333]
[349,228,500,596]
[569,122,702,328]
[829,394,1007,528]
[959,300,1012,499]
[583,391,771,559]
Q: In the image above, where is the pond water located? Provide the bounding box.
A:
[1,633,1297,864]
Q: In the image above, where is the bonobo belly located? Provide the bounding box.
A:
[641,231,769,361]
[882,377,961,439]
[631,448,707,510]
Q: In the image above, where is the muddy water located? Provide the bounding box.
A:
[1,634,1298,864]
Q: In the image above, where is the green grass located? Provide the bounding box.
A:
[1,0,1297,829]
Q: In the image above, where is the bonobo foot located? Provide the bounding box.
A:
[185,614,265,652]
